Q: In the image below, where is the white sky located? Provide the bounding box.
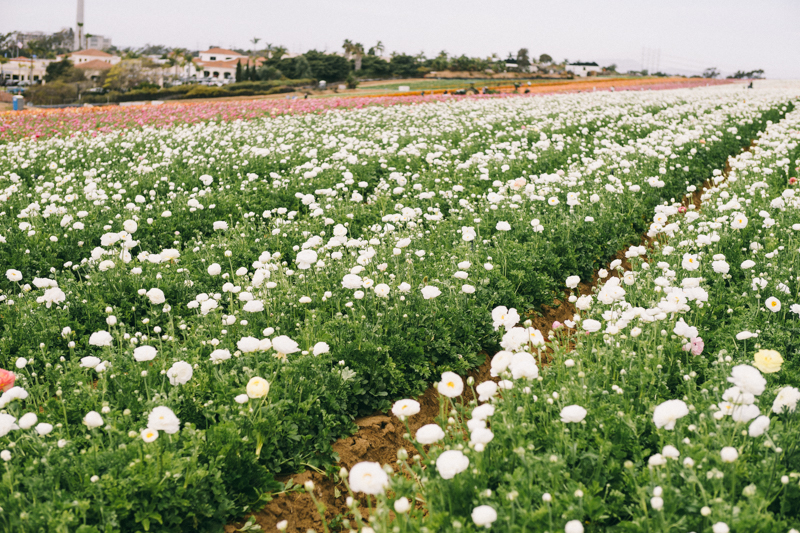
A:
[5,0,799,78]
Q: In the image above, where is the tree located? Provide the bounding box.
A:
[104,59,154,91]
[539,53,552,64]
[250,37,260,56]
[702,67,719,79]
[244,63,251,81]
[271,46,287,62]
[304,50,350,82]
[257,65,283,81]
[235,60,243,82]
[603,63,618,73]
[342,40,365,71]
[44,58,74,82]
[390,54,421,77]
[516,48,531,70]
[368,40,385,56]
[293,55,314,79]
[430,50,449,71]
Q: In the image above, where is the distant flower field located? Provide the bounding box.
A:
[0,81,797,532]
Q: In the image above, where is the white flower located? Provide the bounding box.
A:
[765,297,781,313]
[509,352,539,380]
[207,263,222,276]
[712,260,730,274]
[133,346,157,362]
[374,283,390,297]
[438,371,463,397]
[472,403,495,421]
[462,284,476,294]
[748,415,770,437]
[210,349,231,362]
[476,381,498,402]
[237,336,261,353]
[471,505,498,528]
[416,423,445,444]
[740,259,756,270]
[560,405,587,423]
[80,356,102,369]
[720,446,738,463]
[89,331,113,347]
[123,219,138,233]
[461,226,476,242]
[272,335,300,356]
[566,275,580,289]
[394,497,411,513]
[436,449,469,479]
[731,213,748,229]
[495,221,511,231]
[421,285,441,299]
[243,300,265,313]
[18,412,37,430]
[582,319,601,333]
[348,461,389,495]
[391,399,420,419]
[681,253,699,271]
[565,520,584,533]
[213,221,228,231]
[650,496,664,511]
[712,523,729,533]
[0,450,10,461]
[728,365,766,396]
[313,342,330,356]
[492,306,520,331]
[342,274,363,289]
[141,428,159,443]
[234,394,249,404]
[736,330,756,340]
[470,427,494,446]
[35,423,53,436]
[653,399,689,430]
[246,377,270,398]
[167,361,193,385]
[6,269,22,282]
[772,386,800,414]
[148,406,180,434]
[83,411,104,429]
[398,282,412,293]
[37,287,66,308]
[296,249,318,269]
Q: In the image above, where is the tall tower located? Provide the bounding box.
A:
[75,0,84,50]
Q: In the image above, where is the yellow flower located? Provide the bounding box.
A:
[753,349,783,374]
[246,376,270,398]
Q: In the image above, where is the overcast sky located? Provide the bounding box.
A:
[4,0,799,78]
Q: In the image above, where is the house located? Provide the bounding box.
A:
[193,47,263,81]
[1,56,52,83]
[86,35,113,51]
[74,59,114,81]
[566,62,601,77]
[63,49,121,66]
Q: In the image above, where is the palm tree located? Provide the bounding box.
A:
[250,37,260,57]
[342,39,354,59]
[374,41,384,56]
[271,46,287,62]
[263,43,273,59]
[353,42,365,71]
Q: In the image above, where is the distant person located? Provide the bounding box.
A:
[524,88,530,94]
[748,81,753,89]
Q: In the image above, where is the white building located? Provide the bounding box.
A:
[193,47,262,81]
[1,56,52,83]
[86,35,113,50]
[566,62,601,77]
[64,49,121,66]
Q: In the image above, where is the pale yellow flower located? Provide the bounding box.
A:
[753,349,783,374]
[246,377,270,398]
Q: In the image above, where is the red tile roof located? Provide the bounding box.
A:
[203,47,242,56]
[75,59,114,70]
[72,49,114,57]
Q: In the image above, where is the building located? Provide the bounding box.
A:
[74,59,114,81]
[193,47,263,82]
[64,49,121,66]
[1,56,52,83]
[566,62,601,77]
[86,35,113,51]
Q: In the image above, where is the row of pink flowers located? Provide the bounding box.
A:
[0,78,736,142]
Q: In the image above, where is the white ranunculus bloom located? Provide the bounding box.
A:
[391,399,420,419]
[272,335,300,356]
[421,285,441,299]
[471,505,498,528]
[560,405,587,423]
[207,263,222,276]
[653,399,689,430]
[416,423,445,444]
[348,461,389,495]
[167,361,193,386]
[436,449,469,479]
[133,346,157,362]
[210,349,231,362]
[89,331,113,347]
[437,371,463,397]
[243,299,265,313]
[728,365,766,396]
[148,406,180,434]
[83,411,104,429]
[237,336,261,353]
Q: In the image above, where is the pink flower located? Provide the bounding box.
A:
[789,177,798,185]
[552,321,563,330]
[0,369,16,392]
[678,206,687,213]
[682,337,704,356]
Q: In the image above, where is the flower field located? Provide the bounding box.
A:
[0,82,798,532]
